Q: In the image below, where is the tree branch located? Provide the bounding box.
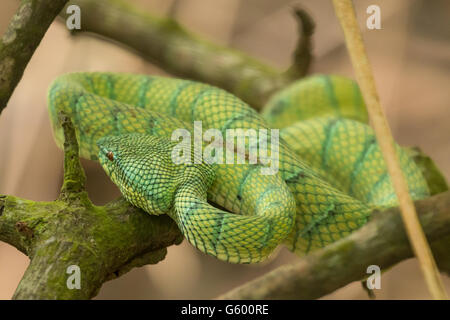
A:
[63,0,314,110]
[0,117,182,299]
[0,0,69,114]
[218,191,450,300]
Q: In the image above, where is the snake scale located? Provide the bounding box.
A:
[48,72,429,263]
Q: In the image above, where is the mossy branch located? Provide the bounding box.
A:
[0,117,182,299]
[219,191,450,300]
[63,0,314,110]
[59,112,87,199]
[0,0,69,115]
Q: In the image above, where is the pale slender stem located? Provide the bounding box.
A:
[331,0,447,300]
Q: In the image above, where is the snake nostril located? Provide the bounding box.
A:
[107,151,114,161]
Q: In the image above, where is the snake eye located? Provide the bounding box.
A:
[106,151,114,161]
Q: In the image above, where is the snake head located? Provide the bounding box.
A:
[97,134,180,215]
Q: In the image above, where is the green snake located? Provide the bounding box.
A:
[48,72,429,263]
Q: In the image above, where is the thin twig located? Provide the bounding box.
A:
[331,0,448,300]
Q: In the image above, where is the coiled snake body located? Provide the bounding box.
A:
[48,73,429,263]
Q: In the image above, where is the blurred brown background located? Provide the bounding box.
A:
[0,0,449,299]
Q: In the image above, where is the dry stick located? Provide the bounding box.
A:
[331,0,447,300]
